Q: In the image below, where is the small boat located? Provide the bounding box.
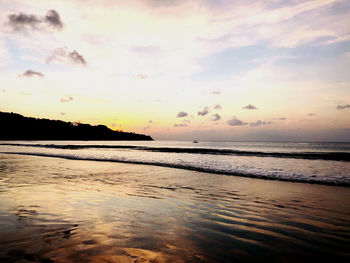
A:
[193,140,198,143]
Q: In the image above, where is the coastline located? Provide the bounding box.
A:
[1,154,350,262]
[2,150,350,187]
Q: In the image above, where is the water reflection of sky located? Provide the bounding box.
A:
[1,154,350,262]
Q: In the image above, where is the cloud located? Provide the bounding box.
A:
[133,74,149,79]
[336,104,350,110]
[44,10,63,30]
[242,104,258,110]
[68,50,86,65]
[60,112,66,115]
[307,113,317,116]
[214,104,222,110]
[250,120,272,127]
[7,10,63,32]
[211,113,221,121]
[47,48,87,65]
[7,13,41,31]
[19,69,44,78]
[21,91,32,95]
[279,117,287,120]
[228,117,247,126]
[174,123,188,127]
[210,90,221,95]
[2,89,6,93]
[148,120,153,123]
[198,106,209,116]
[60,96,74,102]
[176,111,188,117]
[145,0,188,8]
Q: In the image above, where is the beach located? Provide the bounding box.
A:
[2,0,350,261]
[1,153,350,262]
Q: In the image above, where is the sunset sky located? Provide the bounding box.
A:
[1,0,350,141]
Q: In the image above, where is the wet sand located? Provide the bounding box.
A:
[0,154,350,262]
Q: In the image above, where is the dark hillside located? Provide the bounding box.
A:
[0,112,153,141]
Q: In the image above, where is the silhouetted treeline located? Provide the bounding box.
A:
[0,112,153,141]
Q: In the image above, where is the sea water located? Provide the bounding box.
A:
[1,140,350,186]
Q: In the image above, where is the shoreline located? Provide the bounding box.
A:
[2,151,350,187]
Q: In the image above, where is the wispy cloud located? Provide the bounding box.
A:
[337,104,350,110]
[60,96,74,102]
[198,106,209,116]
[242,104,258,110]
[279,117,287,120]
[19,69,44,78]
[47,48,86,65]
[228,117,247,126]
[308,113,317,116]
[214,104,222,110]
[174,123,188,127]
[250,120,272,127]
[210,90,221,95]
[211,113,221,121]
[176,111,188,117]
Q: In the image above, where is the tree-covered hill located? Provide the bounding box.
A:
[0,111,153,141]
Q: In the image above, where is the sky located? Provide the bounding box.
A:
[0,0,350,141]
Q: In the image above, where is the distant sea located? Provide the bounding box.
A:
[1,141,350,262]
[1,140,350,186]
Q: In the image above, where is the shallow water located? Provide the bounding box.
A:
[0,154,350,262]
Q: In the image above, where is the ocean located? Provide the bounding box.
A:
[0,141,350,262]
[1,140,350,186]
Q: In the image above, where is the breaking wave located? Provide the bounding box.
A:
[1,143,350,162]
